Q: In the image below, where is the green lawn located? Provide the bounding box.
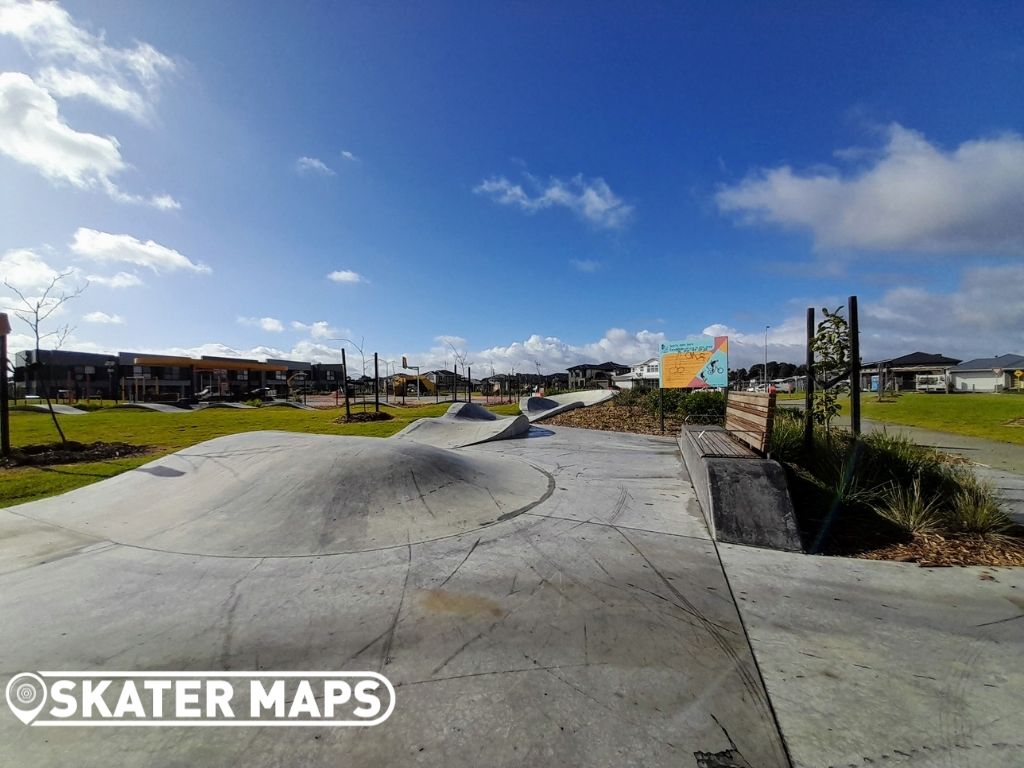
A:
[1,401,524,505]
[842,392,1024,445]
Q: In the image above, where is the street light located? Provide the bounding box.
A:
[764,325,770,389]
[1,312,12,458]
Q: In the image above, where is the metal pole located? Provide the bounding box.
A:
[659,387,664,435]
[374,353,379,413]
[804,307,815,453]
[341,349,351,419]
[848,295,861,436]
[467,366,471,403]
[764,325,770,388]
[1,315,10,458]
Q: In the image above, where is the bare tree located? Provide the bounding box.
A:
[3,271,88,444]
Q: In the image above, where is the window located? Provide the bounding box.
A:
[237,370,248,381]
[326,371,335,381]
[275,371,286,380]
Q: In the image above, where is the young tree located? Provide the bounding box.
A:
[4,271,87,444]
[811,306,851,433]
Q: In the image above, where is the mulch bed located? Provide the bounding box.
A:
[1,441,152,468]
[334,411,394,424]
[543,402,688,436]
[544,402,1024,567]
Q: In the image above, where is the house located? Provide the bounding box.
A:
[612,358,660,389]
[567,361,629,389]
[859,352,961,392]
[950,354,1024,392]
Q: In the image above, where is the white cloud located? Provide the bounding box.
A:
[570,258,602,273]
[291,320,342,340]
[237,316,284,333]
[70,228,210,274]
[87,271,142,288]
[341,150,358,162]
[0,0,175,119]
[0,73,178,208]
[295,156,335,176]
[0,247,61,291]
[716,124,1024,254]
[327,269,364,284]
[36,66,146,117]
[475,173,633,230]
[83,310,123,324]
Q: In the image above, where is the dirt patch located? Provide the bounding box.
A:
[334,411,394,424]
[2,441,153,468]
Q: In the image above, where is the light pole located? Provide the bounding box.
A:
[764,325,770,389]
[1,313,11,458]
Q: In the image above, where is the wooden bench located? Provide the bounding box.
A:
[690,391,776,458]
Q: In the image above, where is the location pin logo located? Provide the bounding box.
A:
[5,673,48,725]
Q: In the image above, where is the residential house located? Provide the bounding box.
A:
[612,358,660,389]
[566,361,629,389]
[859,351,961,392]
[950,354,1024,392]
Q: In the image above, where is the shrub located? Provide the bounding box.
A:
[946,477,1012,536]
[768,417,803,463]
[872,478,943,534]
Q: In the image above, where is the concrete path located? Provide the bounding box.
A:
[0,427,789,767]
[717,544,1024,768]
[10,403,88,415]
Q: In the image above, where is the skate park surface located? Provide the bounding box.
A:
[520,389,618,422]
[2,423,1021,766]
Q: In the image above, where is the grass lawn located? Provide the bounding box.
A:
[1,401,524,506]
[841,393,1024,445]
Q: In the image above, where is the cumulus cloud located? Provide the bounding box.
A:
[87,271,142,288]
[716,124,1024,254]
[0,247,62,291]
[70,228,210,274]
[238,316,284,333]
[0,73,178,208]
[0,0,175,120]
[83,310,123,324]
[327,269,364,284]
[475,173,633,230]
[295,156,334,176]
[341,150,358,162]
[291,320,343,340]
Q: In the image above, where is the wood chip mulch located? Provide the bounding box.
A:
[855,532,1024,568]
[543,402,690,436]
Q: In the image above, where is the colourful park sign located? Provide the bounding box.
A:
[659,336,728,389]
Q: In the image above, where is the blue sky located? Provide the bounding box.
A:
[2,0,1023,373]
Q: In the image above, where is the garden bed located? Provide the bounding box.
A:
[1,441,153,468]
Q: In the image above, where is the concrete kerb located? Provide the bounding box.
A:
[679,424,803,552]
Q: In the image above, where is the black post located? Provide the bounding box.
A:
[374,353,379,413]
[341,349,351,420]
[467,367,472,403]
[848,295,861,436]
[659,387,664,435]
[1,320,10,458]
[804,307,815,453]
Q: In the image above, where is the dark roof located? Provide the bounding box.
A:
[952,354,1024,371]
[567,361,628,372]
[878,351,961,367]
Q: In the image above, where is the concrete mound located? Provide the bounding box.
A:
[7,431,551,557]
[115,402,191,413]
[520,389,617,423]
[11,403,89,415]
[394,401,530,449]
[263,400,315,410]
[195,401,257,409]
